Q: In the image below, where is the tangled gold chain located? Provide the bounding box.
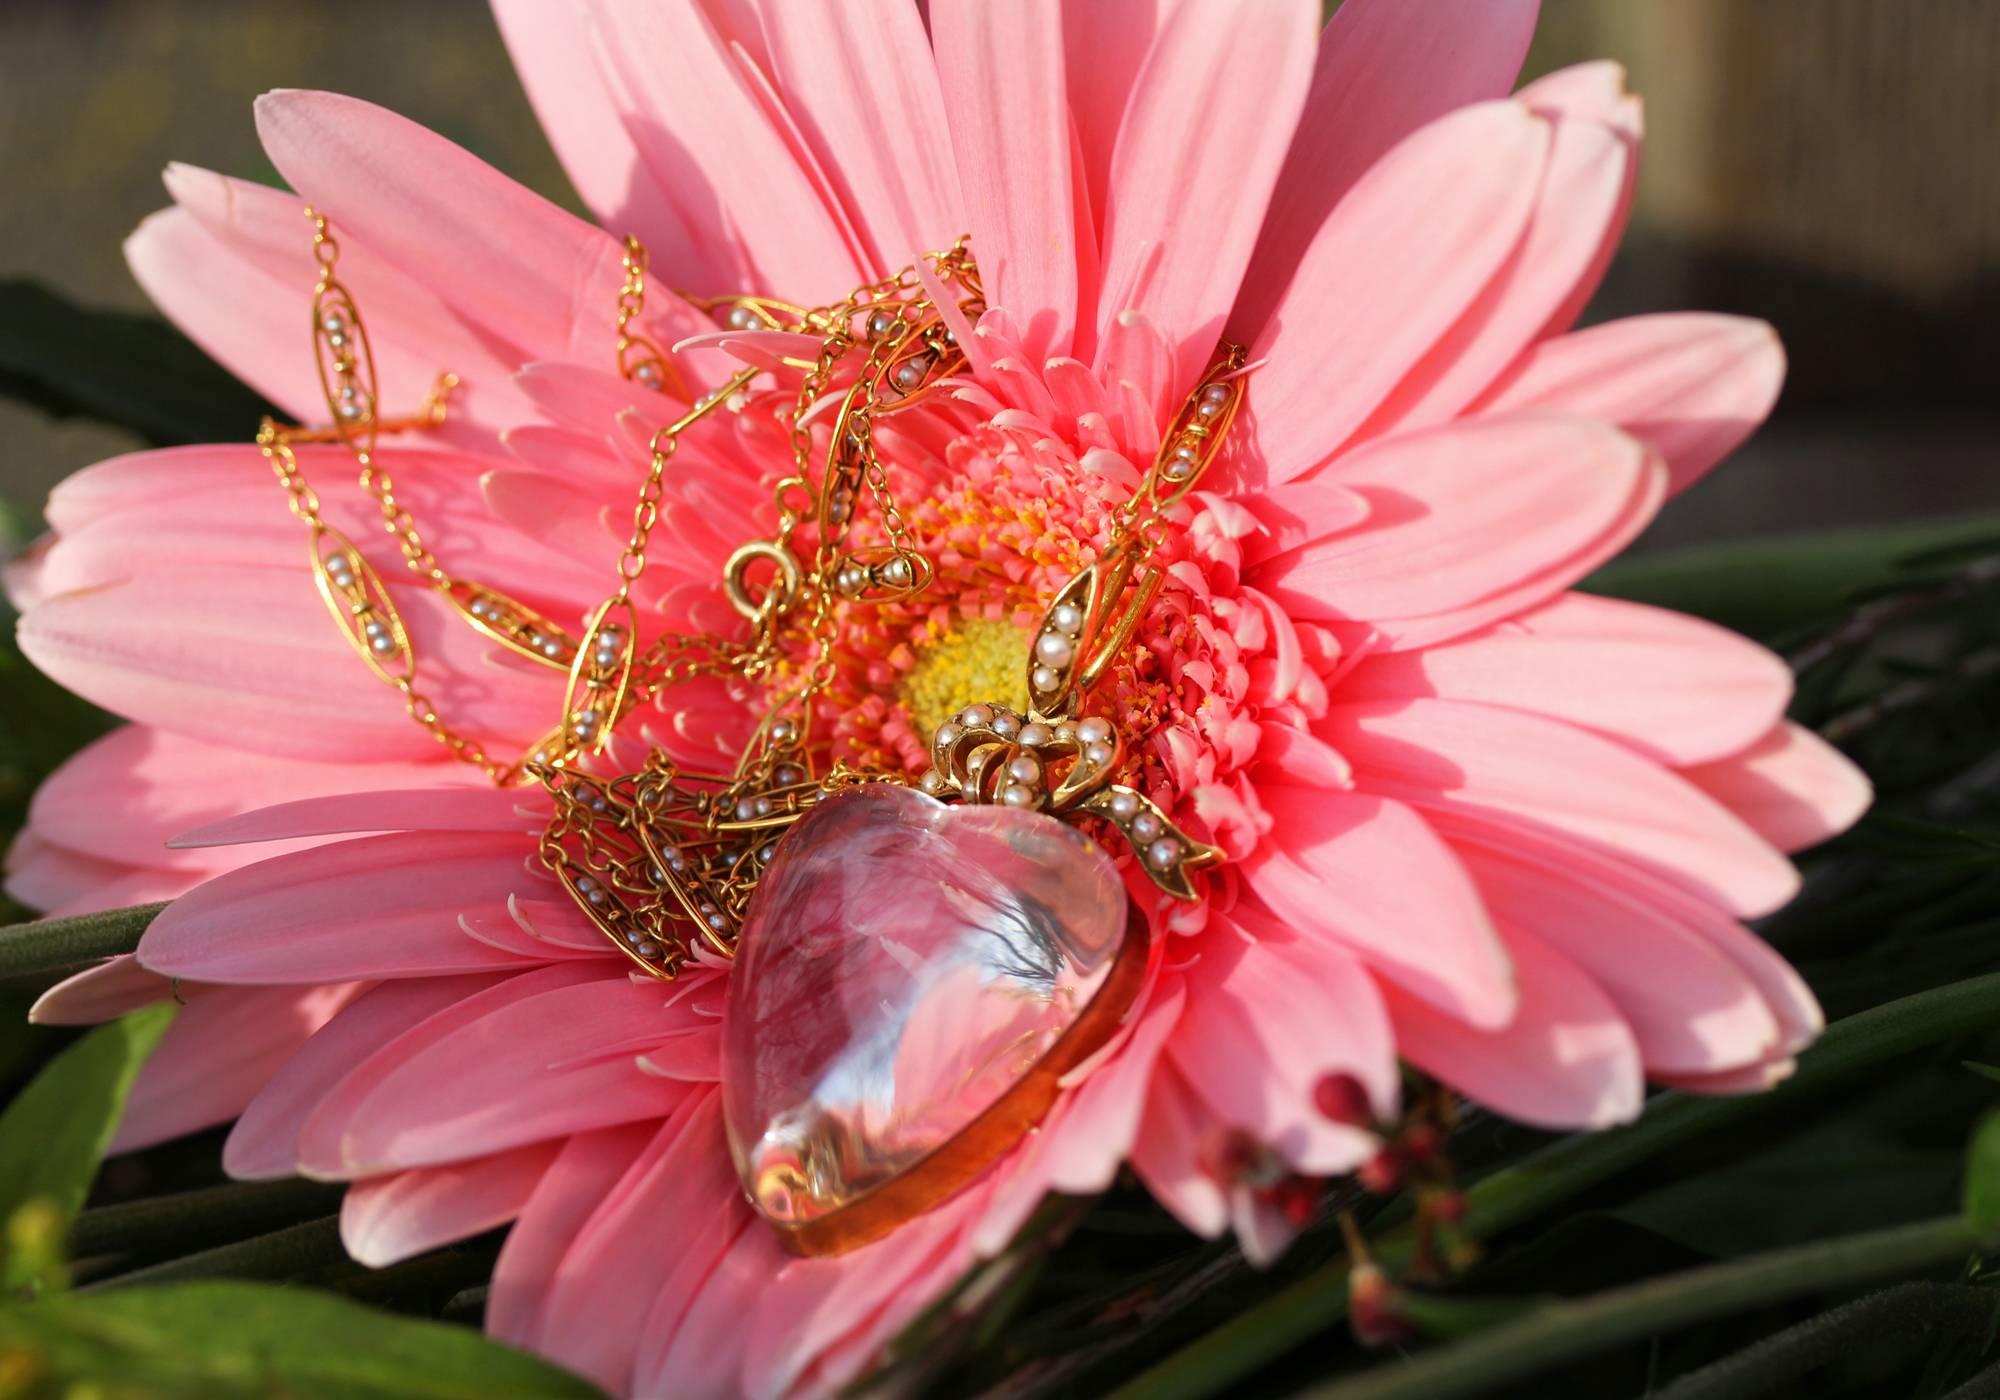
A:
[266,210,1241,980]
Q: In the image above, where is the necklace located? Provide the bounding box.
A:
[259,212,1243,1253]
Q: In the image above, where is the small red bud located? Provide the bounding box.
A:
[1348,1263,1411,1347]
[1401,1123,1443,1163]
[1431,1191,1466,1224]
[1356,1150,1401,1194]
[1314,1073,1373,1128]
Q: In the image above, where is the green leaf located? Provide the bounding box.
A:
[1584,515,2000,638]
[0,903,167,982]
[1964,1061,2000,1087]
[0,1281,605,1398]
[0,1004,175,1296]
[0,279,276,447]
[1964,1109,2000,1233]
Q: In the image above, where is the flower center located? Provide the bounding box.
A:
[898,617,1032,738]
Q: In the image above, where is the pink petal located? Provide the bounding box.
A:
[254,90,624,362]
[738,1179,999,1400]
[111,982,361,1155]
[5,836,189,916]
[1423,805,1823,1059]
[1168,913,1394,1173]
[1251,415,1648,627]
[1095,0,1319,389]
[490,1,698,281]
[1234,102,1548,485]
[315,971,697,1175]
[19,561,557,763]
[1511,62,1643,337]
[1062,0,1175,237]
[635,1209,777,1399]
[1453,841,1781,1075]
[341,1141,561,1267]
[30,726,468,872]
[758,1,963,271]
[1325,698,1803,918]
[140,831,559,984]
[1474,313,1786,497]
[532,1094,734,1394]
[1386,927,1644,1130]
[1681,723,1872,854]
[1245,788,1515,1028]
[1339,592,1793,766]
[225,972,510,1180]
[587,0,865,302]
[159,163,537,447]
[488,1122,657,1351]
[1356,114,1631,438]
[932,0,1081,361]
[171,787,542,849]
[125,208,328,424]
[1130,1059,1228,1237]
[30,956,172,1027]
[1238,0,1541,335]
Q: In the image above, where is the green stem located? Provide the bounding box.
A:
[1295,1217,1986,1400]
[0,903,166,981]
[78,1216,347,1290]
[71,1179,345,1260]
[1109,970,2000,1400]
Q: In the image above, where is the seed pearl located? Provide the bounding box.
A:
[363,620,387,638]
[369,635,395,654]
[651,865,667,885]
[1162,457,1194,481]
[707,913,728,930]
[321,311,347,336]
[541,638,564,658]
[1007,754,1042,784]
[774,764,804,785]
[1132,813,1162,841]
[958,704,993,726]
[468,597,490,618]
[1032,665,1060,692]
[637,940,661,958]
[1146,838,1180,870]
[991,713,1020,737]
[727,305,759,330]
[1108,791,1140,820]
[753,796,773,817]
[893,361,925,391]
[736,798,758,821]
[771,721,796,744]
[1054,724,1076,744]
[1036,632,1074,665]
[867,311,895,338]
[1076,717,1113,745]
[635,363,662,389]
[934,723,962,747]
[919,769,947,794]
[1203,384,1230,405]
[1084,742,1114,767]
[1001,785,1036,808]
[1019,722,1052,747]
[1052,602,1084,632]
[883,556,913,587]
[1195,399,1222,420]
[625,929,644,945]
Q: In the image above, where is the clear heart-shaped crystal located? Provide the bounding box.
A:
[722,783,1131,1248]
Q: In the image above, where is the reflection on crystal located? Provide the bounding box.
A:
[722,783,1127,1227]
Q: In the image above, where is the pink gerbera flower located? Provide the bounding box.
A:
[8,1,1871,1395]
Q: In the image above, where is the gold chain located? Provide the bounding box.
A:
[265,209,1237,980]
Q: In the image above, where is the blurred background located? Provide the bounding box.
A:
[0,0,1994,545]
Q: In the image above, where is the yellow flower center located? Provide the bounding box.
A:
[899,617,1032,737]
